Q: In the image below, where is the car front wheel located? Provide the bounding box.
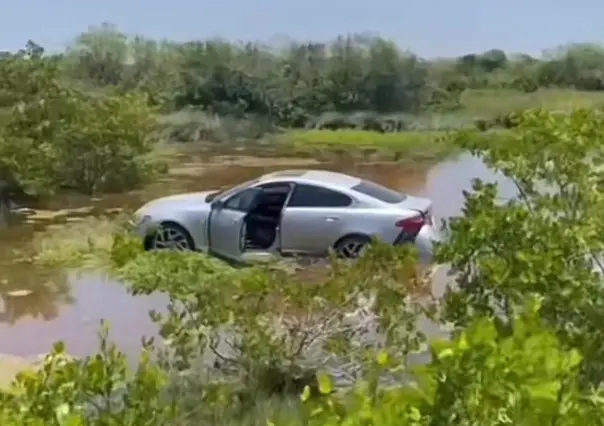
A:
[145,222,195,251]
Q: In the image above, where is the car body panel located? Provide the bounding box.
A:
[207,207,246,259]
[133,170,441,263]
[413,224,441,264]
[140,191,211,211]
[134,190,216,251]
[392,194,433,215]
[280,207,347,254]
[280,207,416,255]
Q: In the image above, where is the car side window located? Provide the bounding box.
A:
[256,182,293,195]
[287,184,352,208]
[224,188,261,212]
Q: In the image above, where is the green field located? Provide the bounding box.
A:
[460,88,604,116]
[276,129,454,161]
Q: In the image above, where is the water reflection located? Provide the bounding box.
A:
[425,153,515,222]
[0,272,166,358]
[0,273,73,325]
[0,225,75,325]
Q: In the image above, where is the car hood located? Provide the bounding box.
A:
[137,190,219,214]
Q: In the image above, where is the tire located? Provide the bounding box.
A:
[334,235,371,259]
[145,222,195,251]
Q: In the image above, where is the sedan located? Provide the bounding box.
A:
[133,169,440,263]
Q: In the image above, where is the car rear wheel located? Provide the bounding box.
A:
[334,235,371,259]
[146,222,195,251]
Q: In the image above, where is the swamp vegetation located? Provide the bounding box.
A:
[2,26,604,425]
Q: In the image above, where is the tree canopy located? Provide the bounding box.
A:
[7,24,604,128]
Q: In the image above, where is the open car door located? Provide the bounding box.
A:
[207,187,262,261]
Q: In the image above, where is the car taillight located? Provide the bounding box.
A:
[395,215,425,234]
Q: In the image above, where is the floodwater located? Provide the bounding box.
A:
[0,152,518,382]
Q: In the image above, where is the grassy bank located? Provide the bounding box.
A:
[156,127,458,163]
[276,130,456,162]
[460,88,604,116]
[155,89,604,162]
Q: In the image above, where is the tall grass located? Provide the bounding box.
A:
[280,129,456,161]
[32,216,122,268]
[157,109,280,144]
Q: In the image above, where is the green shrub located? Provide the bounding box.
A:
[304,299,601,426]
[441,108,604,386]
[493,110,522,129]
[0,47,163,196]
[0,90,160,195]
[2,295,602,425]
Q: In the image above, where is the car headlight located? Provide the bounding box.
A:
[130,214,152,228]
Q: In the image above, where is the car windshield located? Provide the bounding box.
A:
[205,179,260,202]
[351,180,407,204]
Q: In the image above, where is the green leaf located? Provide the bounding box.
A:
[300,385,311,402]
[54,403,70,425]
[317,373,334,395]
[436,348,455,360]
[376,351,390,366]
[526,381,562,402]
[408,407,422,422]
[567,349,583,369]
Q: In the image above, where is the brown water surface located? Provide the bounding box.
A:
[0,153,517,378]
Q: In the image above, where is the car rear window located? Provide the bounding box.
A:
[351,180,407,204]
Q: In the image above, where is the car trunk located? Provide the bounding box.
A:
[396,195,433,224]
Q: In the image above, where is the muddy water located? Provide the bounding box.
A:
[0,153,516,376]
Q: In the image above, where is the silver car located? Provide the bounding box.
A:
[133,169,439,263]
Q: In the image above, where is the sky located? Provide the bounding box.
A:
[1,0,602,58]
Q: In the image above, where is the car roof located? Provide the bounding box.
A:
[259,169,361,189]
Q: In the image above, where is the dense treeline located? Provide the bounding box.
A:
[4,23,604,129]
[2,23,604,201]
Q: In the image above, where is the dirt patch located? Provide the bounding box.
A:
[26,206,95,221]
[0,353,41,389]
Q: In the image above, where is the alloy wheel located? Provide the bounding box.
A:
[338,239,368,259]
[150,225,192,251]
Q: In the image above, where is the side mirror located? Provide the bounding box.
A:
[211,200,224,210]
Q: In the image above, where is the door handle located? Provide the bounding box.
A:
[324,216,340,222]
